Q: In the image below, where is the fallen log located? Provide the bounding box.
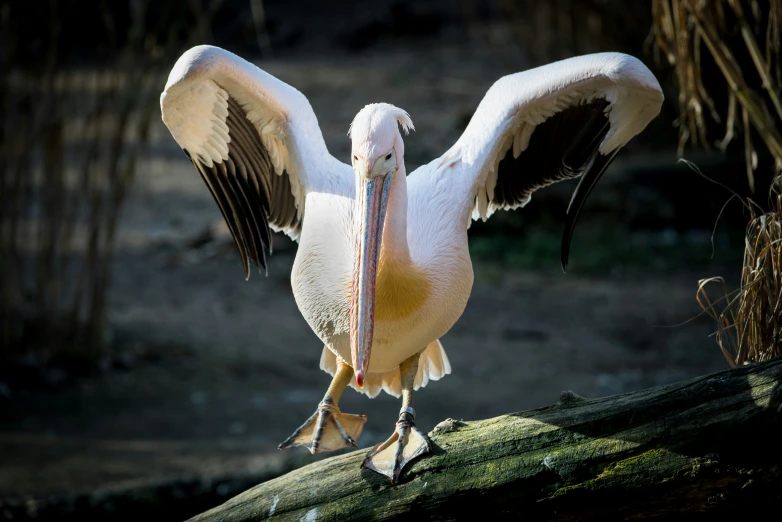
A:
[190,358,782,521]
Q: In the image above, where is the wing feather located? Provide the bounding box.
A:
[161,45,353,278]
[417,52,664,270]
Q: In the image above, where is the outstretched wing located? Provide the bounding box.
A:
[161,45,352,279]
[426,52,663,270]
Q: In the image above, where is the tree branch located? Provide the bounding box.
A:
[191,358,782,521]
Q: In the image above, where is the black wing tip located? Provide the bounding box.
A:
[240,253,251,281]
[561,194,578,274]
[188,94,298,283]
[560,230,571,273]
[559,149,621,273]
[241,259,267,281]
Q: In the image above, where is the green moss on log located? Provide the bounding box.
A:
[191,359,782,521]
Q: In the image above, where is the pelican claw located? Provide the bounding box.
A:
[361,410,431,484]
[278,401,367,454]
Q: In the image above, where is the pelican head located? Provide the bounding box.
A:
[348,103,414,388]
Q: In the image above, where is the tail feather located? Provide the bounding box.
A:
[319,339,451,398]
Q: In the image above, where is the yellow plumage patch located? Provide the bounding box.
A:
[374,250,431,321]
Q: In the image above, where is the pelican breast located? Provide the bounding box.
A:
[375,253,431,321]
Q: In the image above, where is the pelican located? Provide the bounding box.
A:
[161,45,663,483]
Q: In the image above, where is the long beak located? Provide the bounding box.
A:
[350,169,394,388]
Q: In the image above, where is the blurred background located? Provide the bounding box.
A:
[1,0,780,519]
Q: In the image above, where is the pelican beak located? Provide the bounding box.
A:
[350,166,394,388]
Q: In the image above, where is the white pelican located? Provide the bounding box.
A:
[161,46,663,483]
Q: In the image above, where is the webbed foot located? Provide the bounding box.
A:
[361,407,431,483]
[278,400,367,454]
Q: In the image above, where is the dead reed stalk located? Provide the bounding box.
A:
[652,0,782,191]
[697,176,782,365]
[654,1,782,365]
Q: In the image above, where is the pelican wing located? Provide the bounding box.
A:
[433,53,663,270]
[161,45,352,278]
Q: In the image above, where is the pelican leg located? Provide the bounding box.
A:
[278,361,367,454]
[361,352,431,484]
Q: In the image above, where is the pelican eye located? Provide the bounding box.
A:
[353,155,358,162]
[385,153,392,161]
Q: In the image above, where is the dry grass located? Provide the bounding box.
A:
[697,176,782,366]
[655,1,782,365]
[652,0,782,191]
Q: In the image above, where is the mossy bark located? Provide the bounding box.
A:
[190,359,782,521]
